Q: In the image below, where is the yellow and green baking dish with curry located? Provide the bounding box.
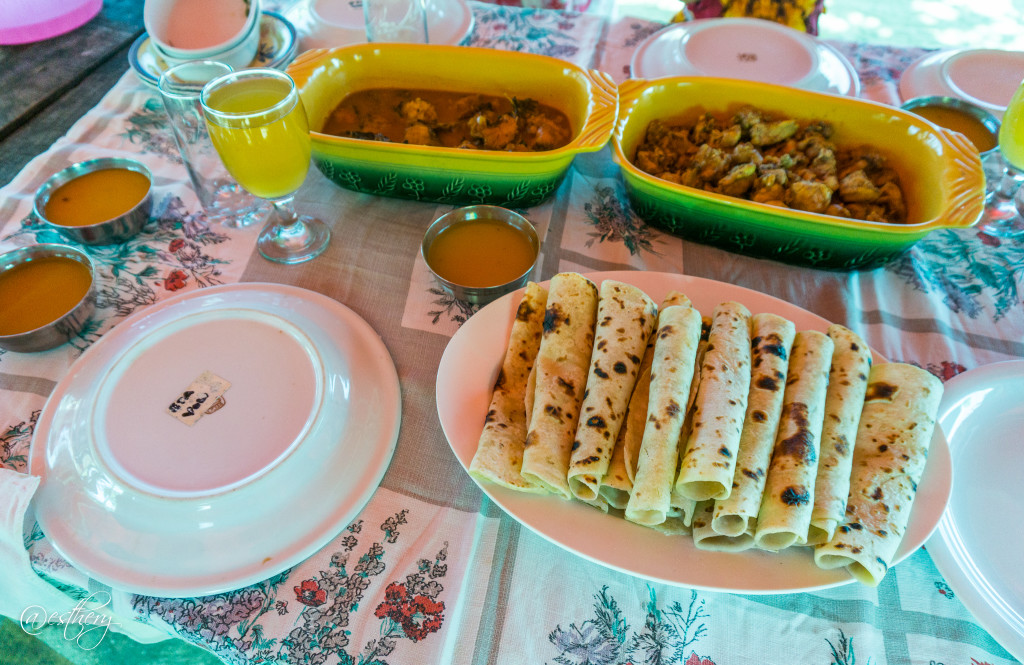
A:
[613,77,985,270]
[287,44,618,207]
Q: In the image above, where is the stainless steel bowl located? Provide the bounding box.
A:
[0,244,97,353]
[33,157,153,245]
[421,205,540,305]
[900,96,1000,156]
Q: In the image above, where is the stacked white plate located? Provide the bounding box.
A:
[630,18,860,97]
[899,48,1024,119]
[29,283,401,597]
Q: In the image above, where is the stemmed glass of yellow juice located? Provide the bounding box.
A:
[200,68,330,263]
[982,81,1024,238]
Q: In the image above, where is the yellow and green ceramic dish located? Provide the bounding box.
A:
[287,44,618,207]
[614,77,985,270]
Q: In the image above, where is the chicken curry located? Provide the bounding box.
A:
[320,88,573,152]
[632,106,908,224]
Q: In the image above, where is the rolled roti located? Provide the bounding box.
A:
[568,280,658,501]
[667,315,711,525]
[693,500,755,552]
[521,273,599,499]
[625,305,702,526]
[598,367,651,509]
[470,282,549,492]
[674,302,752,502]
[711,313,796,538]
[754,330,834,551]
[624,291,692,483]
[814,363,943,586]
[806,324,872,545]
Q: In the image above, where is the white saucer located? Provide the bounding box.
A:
[928,360,1024,662]
[128,11,298,89]
[899,48,1024,119]
[630,18,860,97]
[29,283,401,597]
[288,0,474,50]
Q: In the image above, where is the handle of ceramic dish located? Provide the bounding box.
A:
[936,128,986,230]
[285,48,331,87]
[574,69,619,151]
[613,78,651,136]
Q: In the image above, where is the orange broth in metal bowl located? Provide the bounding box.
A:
[0,256,92,336]
[320,88,572,151]
[44,167,151,227]
[425,218,537,288]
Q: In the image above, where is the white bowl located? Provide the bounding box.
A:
[144,0,262,69]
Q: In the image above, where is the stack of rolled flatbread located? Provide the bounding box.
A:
[469,273,944,586]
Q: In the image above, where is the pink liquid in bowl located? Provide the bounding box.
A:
[164,0,248,50]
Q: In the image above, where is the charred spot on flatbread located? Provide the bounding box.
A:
[543,304,568,333]
[751,409,767,423]
[755,375,780,391]
[613,361,628,374]
[593,365,609,379]
[556,376,576,396]
[864,381,898,401]
[586,415,608,430]
[777,402,817,464]
[781,486,810,505]
[492,368,507,391]
[517,298,540,322]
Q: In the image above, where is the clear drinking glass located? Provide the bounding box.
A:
[200,68,330,264]
[981,81,1024,238]
[363,0,429,43]
[158,61,264,228]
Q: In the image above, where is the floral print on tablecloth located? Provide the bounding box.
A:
[130,511,449,665]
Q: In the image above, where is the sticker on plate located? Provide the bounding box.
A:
[166,371,231,426]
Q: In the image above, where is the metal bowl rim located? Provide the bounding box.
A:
[0,243,97,341]
[33,157,154,230]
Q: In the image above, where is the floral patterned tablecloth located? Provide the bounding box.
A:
[1,4,1022,665]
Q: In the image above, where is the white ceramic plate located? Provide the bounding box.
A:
[437,271,951,594]
[928,360,1024,661]
[899,48,1024,119]
[30,283,401,597]
[630,18,860,97]
[128,11,299,89]
[288,0,474,50]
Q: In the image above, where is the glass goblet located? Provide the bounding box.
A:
[981,81,1024,238]
[200,68,331,264]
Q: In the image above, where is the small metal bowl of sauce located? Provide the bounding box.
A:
[0,244,96,353]
[33,157,153,245]
[900,96,1000,156]
[422,205,540,305]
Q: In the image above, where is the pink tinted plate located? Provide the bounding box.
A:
[436,271,951,594]
[900,48,1024,118]
[630,18,860,96]
[29,283,401,597]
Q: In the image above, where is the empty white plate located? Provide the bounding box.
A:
[289,0,474,49]
[630,18,860,97]
[928,360,1024,662]
[900,48,1024,119]
[30,283,402,597]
